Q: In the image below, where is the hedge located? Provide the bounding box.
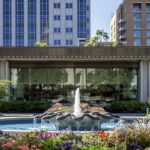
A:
[0,100,52,113]
[107,100,147,113]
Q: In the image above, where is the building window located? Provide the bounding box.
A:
[54,3,60,8]
[134,39,141,46]
[28,0,36,46]
[40,0,49,44]
[133,30,141,38]
[54,15,61,20]
[11,68,138,101]
[66,40,73,46]
[146,3,150,11]
[66,3,73,8]
[66,15,73,21]
[134,22,141,29]
[16,0,24,47]
[147,30,150,37]
[147,14,150,20]
[146,22,150,28]
[146,39,150,46]
[3,0,12,47]
[133,3,142,11]
[78,0,87,38]
[54,40,61,46]
[66,27,73,33]
[133,13,141,20]
[54,27,61,33]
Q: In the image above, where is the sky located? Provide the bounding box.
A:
[91,0,123,37]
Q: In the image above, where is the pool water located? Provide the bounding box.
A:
[0,118,124,132]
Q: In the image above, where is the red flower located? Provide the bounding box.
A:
[97,130,108,140]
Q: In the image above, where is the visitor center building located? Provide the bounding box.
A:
[0,47,149,103]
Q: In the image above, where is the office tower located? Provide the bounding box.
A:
[0,0,90,47]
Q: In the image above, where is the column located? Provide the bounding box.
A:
[139,61,149,102]
[11,0,16,46]
[0,61,10,100]
[24,0,28,46]
[0,0,3,46]
[36,0,40,42]
[0,61,9,80]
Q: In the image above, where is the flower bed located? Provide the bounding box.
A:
[1,120,150,150]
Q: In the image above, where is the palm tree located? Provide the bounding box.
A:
[103,32,109,42]
[96,29,104,43]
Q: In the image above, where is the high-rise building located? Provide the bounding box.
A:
[110,13,117,42]
[110,0,150,46]
[0,0,90,47]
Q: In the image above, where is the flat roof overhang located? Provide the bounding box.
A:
[0,46,150,62]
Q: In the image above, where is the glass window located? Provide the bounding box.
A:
[147,30,150,37]
[147,14,150,20]
[147,39,150,46]
[146,22,150,28]
[54,27,61,33]
[75,69,86,87]
[133,30,141,38]
[66,3,73,8]
[133,13,141,20]
[66,27,73,33]
[66,40,73,46]
[54,15,61,20]
[66,15,73,21]
[134,39,141,46]
[134,22,141,29]
[11,68,138,101]
[54,40,61,46]
[54,3,60,8]
[146,3,150,11]
[133,3,142,11]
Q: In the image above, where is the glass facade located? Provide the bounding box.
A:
[133,3,142,11]
[133,30,141,38]
[16,0,24,46]
[146,39,150,46]
[40,0,49,44]
[3,0,11,47]
[134,39,141,46]
[146,3,150,11]
[147,22,150,28]
[147,30,150,37]
[78,0,87,38]
[133,13,141,20]
[28,0,36,46]
[134,22,141,29]
[2,0,90,47]
[11,68,138,101]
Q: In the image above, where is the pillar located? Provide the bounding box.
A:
[139,61,150,102]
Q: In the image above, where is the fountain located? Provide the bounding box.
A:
[35,88,120,131]
[73,88,83,118]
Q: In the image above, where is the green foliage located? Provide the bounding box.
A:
[42,137,62,150]
[0,80,10,99]
[112,42,123,47]
[82,145,114,150]
[34,42,48,47]
[108,100,147,113]
[84,29,109,47]
[0,101,52,113]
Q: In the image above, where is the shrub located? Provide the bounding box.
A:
[0,100,52,113]
[0,80,10,99]
[108,100,147,113]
